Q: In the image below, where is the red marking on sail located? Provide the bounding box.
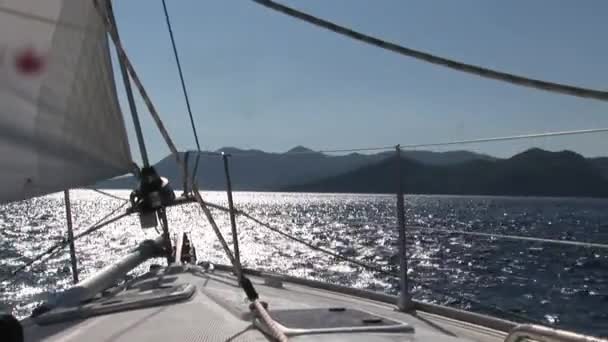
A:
[14,48,45,75]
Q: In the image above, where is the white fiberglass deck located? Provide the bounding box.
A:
[22,264,511,342]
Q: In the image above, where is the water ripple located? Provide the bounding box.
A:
[0,191,607,337]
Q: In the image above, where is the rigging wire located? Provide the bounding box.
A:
[239,211,395,277]
[105,2,151,167]
[237,209,549,325]
[104,15,287,338]
[197,200,608,262]
[251,0,608,102]
[238,205,608,262]
[103,6,239,271]
[15,223,135,288]
[400,127,608,150]
[105,15,181,163]
[160,0,202,186]
[180,197,603,326]
[409,226,608,250]
[211,127,608,156]
[85,188,130,202]
[102,4,567,333]
[104,7,235,269]
[2,201,130,284]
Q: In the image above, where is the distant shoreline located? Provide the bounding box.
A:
[90,188,608,200]
[97,147,608,199]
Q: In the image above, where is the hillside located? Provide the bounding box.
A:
[97,147,491,190]
[285,149,608,197]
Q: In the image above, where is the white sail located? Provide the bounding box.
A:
[0,0,133,203]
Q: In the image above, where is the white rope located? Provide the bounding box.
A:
[252,0,608,102]
[253,300,289,342]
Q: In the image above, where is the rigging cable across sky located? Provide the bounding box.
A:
[205,127,608,156]
[251,0,608,102]
[160,0,203,182]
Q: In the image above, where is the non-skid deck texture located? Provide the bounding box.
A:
[24,265,506,342]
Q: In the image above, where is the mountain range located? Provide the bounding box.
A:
[287,148,608,197]
[97,147,608,197]
[97,147,493,190]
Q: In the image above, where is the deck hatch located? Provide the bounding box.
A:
[33,283,195,325]
[264,307,414,335]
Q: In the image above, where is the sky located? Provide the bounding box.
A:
[112,0,608,164]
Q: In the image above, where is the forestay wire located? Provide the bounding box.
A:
[103,8,288,339]
[100,1,607,334]
[103,5,235,266]
[161,0,202,188]
[251,0,608,102]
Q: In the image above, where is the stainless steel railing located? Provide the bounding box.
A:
[505,324,606,342]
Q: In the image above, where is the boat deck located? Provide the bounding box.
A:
[23,264,510,341]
